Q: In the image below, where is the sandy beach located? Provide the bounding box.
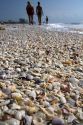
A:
[0,24,83,125]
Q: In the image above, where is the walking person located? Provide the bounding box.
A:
[46,16,48,24]
[36,2,43,25]
[26,1,34,25]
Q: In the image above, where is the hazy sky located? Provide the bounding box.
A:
[0,0,83,23]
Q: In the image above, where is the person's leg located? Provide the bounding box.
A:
[38,15,41,25]
[30,16,32,24]
[28,15,30,25]
[31,15,33,24]
[40,15,41,25]
[38,16,40,25]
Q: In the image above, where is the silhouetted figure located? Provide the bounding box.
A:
[46,16,48,24]
[26,1,34,25]
[36,2,43,25]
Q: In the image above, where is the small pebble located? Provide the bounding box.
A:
[52,117,64,125]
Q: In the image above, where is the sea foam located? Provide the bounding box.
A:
[44,23,83,34]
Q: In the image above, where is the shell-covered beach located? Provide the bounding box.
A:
[0,24,83,125]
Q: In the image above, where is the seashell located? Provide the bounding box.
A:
[4,109,15,116]
[47,106,54,114]
[26,106,37,114]
[16,68,21,73]
[67,98,76,107]
[64,104,76,113]
[43,101,50,107]
[2,88,11,95]
[0,73,7,80]
[25,99,35,107]
[62,60,73,66]
[0,82,6,88]
[59,95,66,104]
[70,108,76,113]
[61,84,70,93]
[20,115,32,125]
[11,103,21,110]
[31,72,41,77]
[0,100,10,107]
[52,82,61,91]
[14,110,25,120]
[68,114,77,123]
[39,106,55,120]
[2,106,9,112]
[26,74,33,81]
[76,100,82,107]
[40,83,47,88]
[19,72,26,79]
[62,108,69,115]
[12,92,22,101]
[47,83,53,90]
[0,90,6,98]
[68,77,79,87]
[56,73,63,78]
[29,90,36,100]
[48,76,56,83]
[5,118,20,125]
[32,117,44,125]
[51,98,59,105]
[77,108,83,121]
[78,79,83,88]
[55,62,64,69]
[34,111,46,120]
[8,84,16,92]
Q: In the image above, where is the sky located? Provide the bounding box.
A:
[0,0,83,23]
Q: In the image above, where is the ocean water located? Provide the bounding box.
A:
[43,23,83,34]
[5,23,83,35]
